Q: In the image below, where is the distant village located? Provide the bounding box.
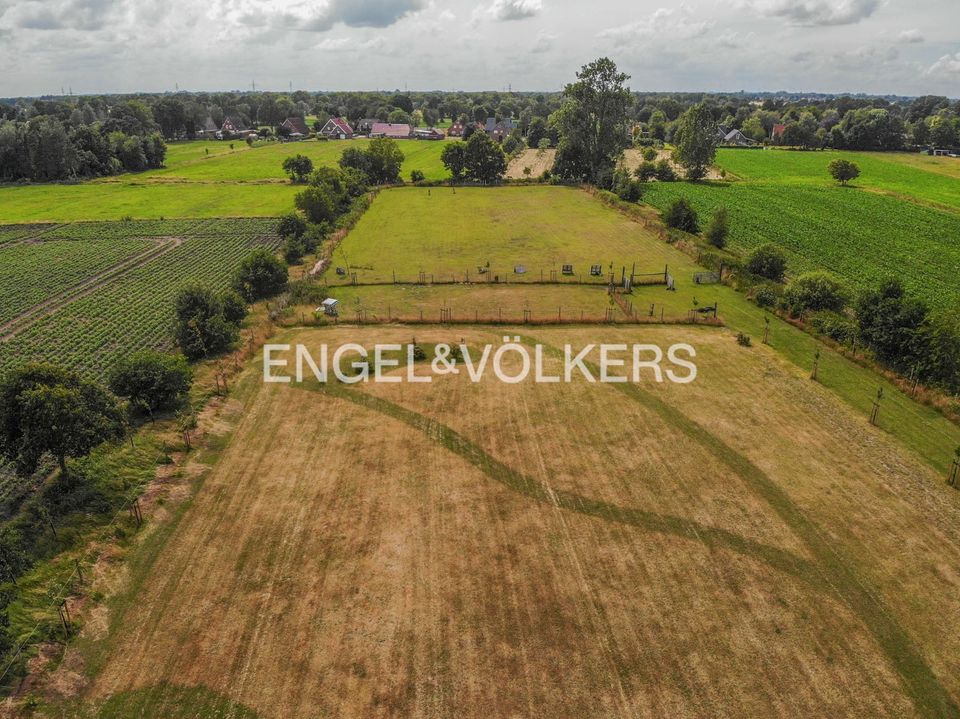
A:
[201,114,520,143]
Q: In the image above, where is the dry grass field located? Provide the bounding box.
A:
[505,149,556,179]
[78,325,960,718]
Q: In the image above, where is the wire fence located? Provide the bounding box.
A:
[321,265,671,288]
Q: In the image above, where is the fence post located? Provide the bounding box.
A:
[869,387,883,425]
[810,349,821,381]
[948,448,960,488]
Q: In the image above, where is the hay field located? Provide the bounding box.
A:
[82,325,960,718]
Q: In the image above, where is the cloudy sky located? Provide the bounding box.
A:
[0,0,958,97]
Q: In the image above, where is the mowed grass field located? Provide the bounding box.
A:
[322,186,960,475]
[330,186,674,285]
[0,138,451,223]
[78,325,960,718]
[643,150,960,311]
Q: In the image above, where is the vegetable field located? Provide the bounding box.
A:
[0,219,280,379]
[643,161,960,310]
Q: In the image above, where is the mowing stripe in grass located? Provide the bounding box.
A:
[303,381,819,593]
[520,333,959,719]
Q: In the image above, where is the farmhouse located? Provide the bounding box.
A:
[220,117,256,139]
[447,121,465,137]
[370,122,413,139]
[485,117,517,141]
[281,117,310,138]
[319,117,354,140]
[356,118,379,134]
[198,116,219,137]
[772,123,786,141]
[413,127,445,140]
[722,129,756,147]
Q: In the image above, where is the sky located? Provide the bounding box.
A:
[0,0,958,97]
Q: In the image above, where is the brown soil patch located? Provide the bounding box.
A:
[506,148,556,179]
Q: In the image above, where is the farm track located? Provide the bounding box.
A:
[300,332,960,719]
[0,236,183,340]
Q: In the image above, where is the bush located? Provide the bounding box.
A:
[750,282,782,309]
[410,169,425,183]
[283,237,306,264]
[705,206,729,249]
[746,243,788,282]
[642,147,658,162]
[782,271,848,316]
[108,351,192,416]
[634,161,657,182]
[736,332,752,347]
[654,159,676,182]
[811,311,858,344]
[232,249,288,302]
[664,198,699,233]
[277,213,306,240]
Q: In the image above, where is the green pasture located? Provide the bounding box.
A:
[331,186,674,284]
[142,138,452,183]
[0,182,298,223]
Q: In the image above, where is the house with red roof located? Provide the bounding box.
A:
[319,117,353,139]
[281,117,310,138]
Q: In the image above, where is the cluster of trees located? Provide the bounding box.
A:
[440,132,507,183]
[0,111,165,181]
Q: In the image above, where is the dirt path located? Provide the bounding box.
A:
[0,236,184,340]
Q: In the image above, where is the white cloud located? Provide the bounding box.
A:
[753,0,880,26]
[474,0,542,22]
[926,53,960,77]
[896,28,923,43]
[598,6,710,46]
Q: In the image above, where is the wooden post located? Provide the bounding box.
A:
[762,317,770,345]
[948,448,960,488]
[75,558,84,584]
[810,348,821,381]
[869,387,884,426]
[58,601,71,638]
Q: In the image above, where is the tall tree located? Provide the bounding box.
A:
[552,58,632,187]
[672,103,719,180]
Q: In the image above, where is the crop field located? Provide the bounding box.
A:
[0,218,280,379]
[716,149,960,210]
[330,186,675,285]
[642,166,960,311]
[78,325,960,718]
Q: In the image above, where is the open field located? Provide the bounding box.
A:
[329,186,674,285]
[715,148,960,210]
[642,162,960,311]
[314,186,960,475]
[137,138,452,183]
[0,219,280,379]
[0,183,298,223]
[623,148,724,181]
[76,325,960,718]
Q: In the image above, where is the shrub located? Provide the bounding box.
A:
[811,311,858,344]
[782,271,848,316]
[642,147,658,162]
[736,332,752,347]
[746,243,787,282]
[664,197,699,233]
[277,212,306,240]
[232,249,288,302]
[750,282,782,309]
[283,237,306,264]
[654,159,676,182]
[634,161,657,182]
[705,206,729,249]
[108,351,192,416]
[410,169,425,183]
